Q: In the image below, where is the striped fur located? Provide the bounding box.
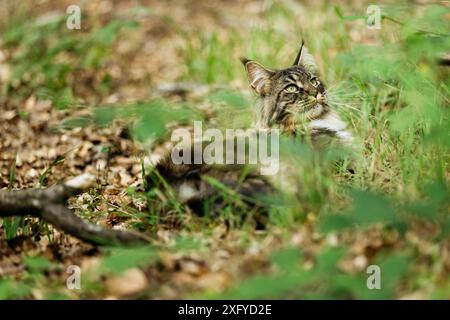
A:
[243,50,354,147]
[148,47,354,215]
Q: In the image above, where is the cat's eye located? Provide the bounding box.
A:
[310,78,320,87]
[285,85,298,93]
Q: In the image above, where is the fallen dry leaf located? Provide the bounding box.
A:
[106,268,148,297]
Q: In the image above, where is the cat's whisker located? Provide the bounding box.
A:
[327,101,361,113]
[325,88,358,96]
[328,99,362,106]
[324,83,354,91]
[330,99,360,105]
[327,93,362,98]
[327,96,364,103]
[327,92,363,99]
[327,98,361,104]
[326,86,360,93]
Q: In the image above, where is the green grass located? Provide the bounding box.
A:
[0,0,449,299]
[1,3,138,107]
[3,153,23,240]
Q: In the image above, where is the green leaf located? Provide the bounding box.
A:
[101,247,156,274]
[349,190,397,224]
[54,87,75,109]
[0,280,30,299]
[377,255,410,292]
[270,247,302,269]
[320,190,397,232]
[24,256,54,273]
[316,248,345,274]
[319,214,353,232]
[60,116,91,129]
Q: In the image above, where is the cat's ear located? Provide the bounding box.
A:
[241,58,274,96]
[293,41,319,74]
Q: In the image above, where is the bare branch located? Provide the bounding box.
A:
[0,175,150,246]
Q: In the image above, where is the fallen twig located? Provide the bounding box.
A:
[0,173,150,246]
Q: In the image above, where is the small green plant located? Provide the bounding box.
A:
[3,11,138,108]
[4,154,23,240]
[0,0,448,299]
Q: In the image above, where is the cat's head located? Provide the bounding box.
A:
[242,42,328,134]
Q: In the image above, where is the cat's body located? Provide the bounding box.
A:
[148,42,354,213]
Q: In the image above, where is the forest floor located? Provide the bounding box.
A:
[0,0,449,299]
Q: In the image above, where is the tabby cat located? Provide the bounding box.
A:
[243,41,353,147]
[148,42,354,212]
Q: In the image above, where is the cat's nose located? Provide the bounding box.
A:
[315,92,325,103]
